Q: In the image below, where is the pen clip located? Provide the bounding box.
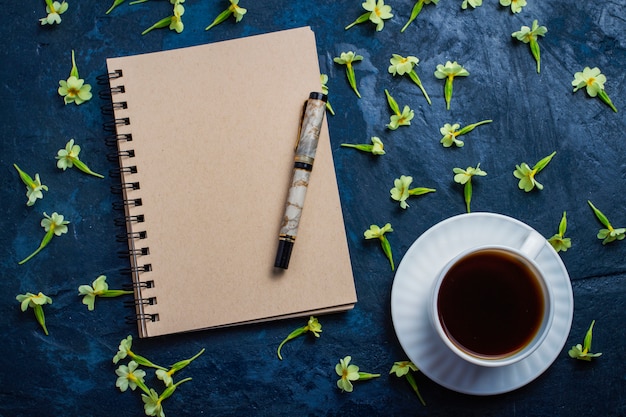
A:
[294,99,308,152]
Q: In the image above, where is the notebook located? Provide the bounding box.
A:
[103,27,357,338]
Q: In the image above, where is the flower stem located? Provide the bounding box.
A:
[464,181,472,213]
[345,12,370,30]
[444,76,454,110]
[408,187,436,196]
[597,90,618,113]
[532,151,556,172]
[72,159,104,178]
[101,289,134,297]
[530,40,541,73]
[161,377,192,400]
[346,65,361,98]
[106,0,126,14]
[588,200,612,229]
[130,351,167,370]
[170,348,206,372]
[13,164,35,187]
[583,320,596,351]
[205,9,232,30]
[134,376,152,396]
[384,89,400,115]
[408,70,431,105]
[33,305,49,336]
[401,0,425,33]
[277,327,306,360]
[405,372,426,406]
[341,144,373,152]
[19,230,54,265]
[358,372,381,380]
[142,16,172,35]
[70,50,80,79]
[380,236,394,271]
[457,119,493,136]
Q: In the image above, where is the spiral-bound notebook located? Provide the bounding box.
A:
[104,27,356,338]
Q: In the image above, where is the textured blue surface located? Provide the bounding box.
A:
[1,0,626,416]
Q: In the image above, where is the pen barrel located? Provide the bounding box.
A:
[275,93,327,269]
[294,93,327,166]
[278,168,312,240]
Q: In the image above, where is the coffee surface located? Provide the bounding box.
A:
[437,249,545,358]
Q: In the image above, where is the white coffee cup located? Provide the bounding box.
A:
[430,231,554,367]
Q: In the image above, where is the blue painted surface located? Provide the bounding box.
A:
[1,0,625,416]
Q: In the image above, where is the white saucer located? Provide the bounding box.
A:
[390,212,574,395]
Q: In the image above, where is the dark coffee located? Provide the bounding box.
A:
[437,249,545,359]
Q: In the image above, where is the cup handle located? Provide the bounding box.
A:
[519,231,546,259]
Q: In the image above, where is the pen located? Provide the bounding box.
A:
[274,92,328,269]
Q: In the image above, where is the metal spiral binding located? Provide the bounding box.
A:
[101,68,157,328]
[105,133,132,147]
[110,181,140,194]
[101,101,128,117]
[120,264,153,275]
[117,247,150,258]
[112,198,142,210]
[96,69,123,84]
[124,297,157,307]
[113,214,145,227]
[125,313,159,324]
[116,230,147,242]
[103,117,130,133]
[109,165,138,178]
[107,149,135,162]
[122,280,154,290]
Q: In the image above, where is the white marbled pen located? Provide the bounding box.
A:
[274,92,328,269]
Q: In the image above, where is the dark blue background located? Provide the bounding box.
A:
[2,0,625,416]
